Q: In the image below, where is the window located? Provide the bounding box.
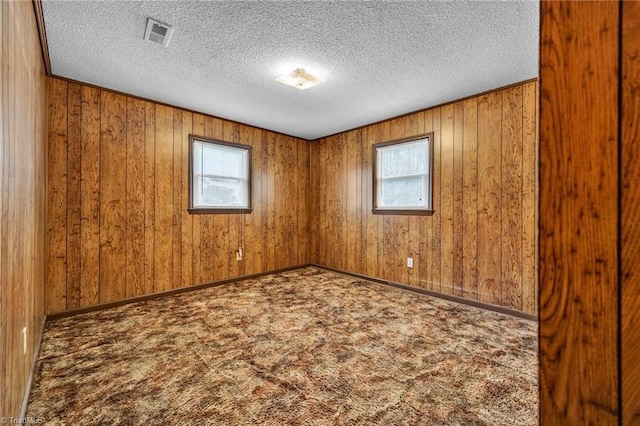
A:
[189,135,252,213]
[373,134,434,215]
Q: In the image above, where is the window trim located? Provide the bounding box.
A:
[372,133,434,216]
[188,135,253,214]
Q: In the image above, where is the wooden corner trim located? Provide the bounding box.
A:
[32,0,52,76]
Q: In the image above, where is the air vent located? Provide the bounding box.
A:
[144,18,173,48]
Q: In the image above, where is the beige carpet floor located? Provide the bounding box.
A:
[27,267,538,425]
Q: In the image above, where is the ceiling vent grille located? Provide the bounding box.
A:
[144,18,173,48]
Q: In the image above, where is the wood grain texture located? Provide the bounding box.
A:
[1,0,47,417]
[80,86,101,306]
[45,78,310,313]
[521,82,537,315]
[476,91,502,306]
[462,98,478,300]
[99,92,127,303]
[125,98,145,298]
[310,82,537,313]
[501,86,523,311]
[46,78,68,313]
[622,0,640,423]
[66,83,82,308]
[539,1,619,423]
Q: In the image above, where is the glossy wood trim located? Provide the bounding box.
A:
[539,1,619,423]
[312,264,536,321]
[372,133,434,215]
[46,264,311,320]
[188,134,253,214]
[32,0,51,75]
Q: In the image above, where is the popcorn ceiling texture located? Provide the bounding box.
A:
[42,0,539,140]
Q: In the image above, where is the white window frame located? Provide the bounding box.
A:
[188,135,252,214]
[372,134,434,215]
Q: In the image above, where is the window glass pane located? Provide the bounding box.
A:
[379,140,427,178]
[374,136,431,211]
[191,138,251,210]
[380,175,427,207]
[194,177,247,208]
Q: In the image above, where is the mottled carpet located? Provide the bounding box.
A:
[27,267,537,425]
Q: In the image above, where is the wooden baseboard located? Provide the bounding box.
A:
[312,264,537,321]
[46,264,311,321]
[19,315,47,419]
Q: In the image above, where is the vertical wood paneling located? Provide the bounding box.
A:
[172,110,183,287]
[431,108,442,293]
[46,79,310,312]
[181,112,193,286]
[452,103,464,296]
[1,0,46,416]
[80,87,101,306]
[66,83,82,308]
[143,102,156,295]
[521,82,537,314]
[99,92,127,303]
[190,114,204,284]
[501,86,523,311]
[539,2,619,423]
[125,98,145,298]
[622,0,640,423]
[154,105,174,292]
[46,78,68,313]
[462,98,478,299]
[310,81,537,314]
[477,92,502,305]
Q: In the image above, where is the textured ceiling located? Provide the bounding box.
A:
[42,1,539,140]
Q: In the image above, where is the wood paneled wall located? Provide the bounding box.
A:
[1,1,48,418]
[622,1,640,423]
[310,82,538,314]
[45,78,310,313]
[539,1,640,424]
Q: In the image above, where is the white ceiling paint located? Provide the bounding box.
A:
[42,0,539,140]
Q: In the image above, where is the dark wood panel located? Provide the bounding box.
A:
[66,83,82,308]
[452,103,464,296]
[153,105,174,293]
[99,92,127,303]
[476,92,502,306]
[622,0,640,423]
[46,78,67,313]
[539,1,619,423]
[461,98,478,299]
[310,81,537,314]
[501,86,523,311]
[521,82,537,315]
[125,98,145,298]
[143,102,156,295]
[80,86,101,306]
[45,79,310,313]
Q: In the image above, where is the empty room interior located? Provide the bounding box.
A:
[1,0,639,424]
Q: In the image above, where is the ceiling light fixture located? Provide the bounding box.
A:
[276,68,324,90]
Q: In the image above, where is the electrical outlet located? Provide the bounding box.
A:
[22,327,27,355]
[407,257,414,268]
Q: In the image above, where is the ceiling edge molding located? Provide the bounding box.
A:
[32,0,52,76]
